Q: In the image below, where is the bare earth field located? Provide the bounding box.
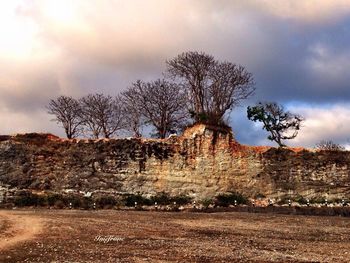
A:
[0,210,350,262]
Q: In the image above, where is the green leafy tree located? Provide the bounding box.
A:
[247,102,303,147]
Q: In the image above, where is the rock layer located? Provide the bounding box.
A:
[0,124,349,200]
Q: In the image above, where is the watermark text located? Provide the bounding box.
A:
[94,235,124,244]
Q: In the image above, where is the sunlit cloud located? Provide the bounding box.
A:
[0,110,60,136]
[288,104,350,149]
[0,1,39,60]
[251,0,350,23]
[0,0,349,144]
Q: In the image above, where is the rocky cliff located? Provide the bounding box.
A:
[0,124,349,200]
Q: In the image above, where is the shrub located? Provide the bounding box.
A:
[294,195,308,205]
[81,197,93,209]
[36,195,48,206]
[333,198,344,204]
[66,194,83,208]
[310,196,326,204]
[171,194,192,205]
[315,140,345,151]
[276,196,290,205]
[201,198,213,209]
[214,192,248,207]
[94,196,118,209]
[47,193,65,206]
[151,192,171,205]
[150,192,192,206]
[13,191,33,207]
[14,191,47,207]
[123,194,152,207]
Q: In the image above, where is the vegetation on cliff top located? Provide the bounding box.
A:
[48,51,255,140]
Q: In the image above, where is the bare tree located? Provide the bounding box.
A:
[128,79,188,139]
[79,95,101,139]
[247,102,304,147]
[79,94,125,139]
[167,52,214,118]
[166,51,254,125]
[206,62,255,125]
[315,140,345,151]
[120,89,144,138]
[47,95,82,139]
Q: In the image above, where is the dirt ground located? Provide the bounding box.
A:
[0,210,350,262]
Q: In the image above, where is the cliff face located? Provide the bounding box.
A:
[0,124,349,200]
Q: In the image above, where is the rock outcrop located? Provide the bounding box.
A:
[0,124,349,200]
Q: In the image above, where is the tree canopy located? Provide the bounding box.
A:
[47,96,82,139]
[125,79,188,139]
[48,51,256,139]
[79,94,125,139]
[167,51,254,126]
[247,102,303,147]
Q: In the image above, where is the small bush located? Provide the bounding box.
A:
[94,196,118,209]
[123,194,152,207]
[13,191,33,207]
[81,197,93,209]
[66,194,83,208]
[294,195,308,205]
[276,196,290,205]
[151,192,171,205]
[171,194,192,205]
[201,198,213,209]
[214,192,248,207]
[150,192,192,206]
[36,195,48,206]
[310,196,326,204]
[47,193,65,206]
[315,140,345,151]
[14,191,47,207]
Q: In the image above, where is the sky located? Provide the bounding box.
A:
[1,0,350,148]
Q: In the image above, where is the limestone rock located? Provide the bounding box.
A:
[0,125,349,200]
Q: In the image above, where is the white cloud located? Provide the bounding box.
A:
[251,0,350,23]
[288,104,350,149]
[0,0,350,138]
[0,109,62,136]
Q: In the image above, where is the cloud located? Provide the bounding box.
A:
[232,104,350,149]
[23,0,350,71]
[288,104,350,148]
[249,103,350,149]
[250,0,350,23]
[306,43,350,82]
[0,0,349,144]
[0,110,61,136]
